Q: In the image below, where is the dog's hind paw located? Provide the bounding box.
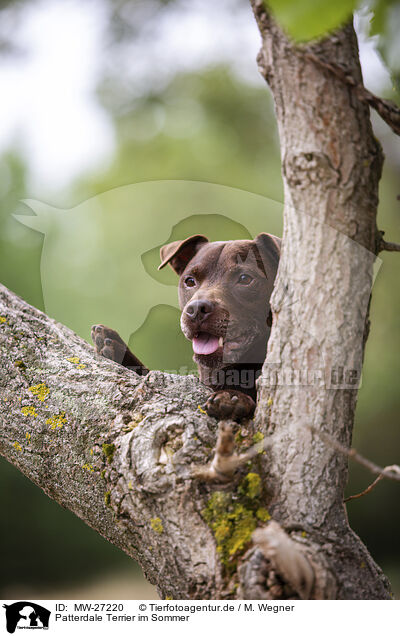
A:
[203,390,255,421]
[91,324,128,365]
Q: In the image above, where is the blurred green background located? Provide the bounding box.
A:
[0,0,399,598]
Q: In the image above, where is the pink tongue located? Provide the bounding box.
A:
[192,333,220,355]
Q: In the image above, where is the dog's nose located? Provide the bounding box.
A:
[185,299,214,322]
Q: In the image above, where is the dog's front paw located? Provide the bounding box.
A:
[91,324,128,364]
[203,390,255,421]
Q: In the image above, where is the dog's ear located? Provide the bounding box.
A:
[254,232,281,266]
[158,234,209,275]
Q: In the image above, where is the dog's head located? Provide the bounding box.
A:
[159,233,280,369]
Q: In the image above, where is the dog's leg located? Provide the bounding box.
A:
[91,324,149,376]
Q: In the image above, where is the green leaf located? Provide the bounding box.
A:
[267,0,358,41]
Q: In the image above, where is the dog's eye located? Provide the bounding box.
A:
[237,273,253,285]
[184,276,196,287]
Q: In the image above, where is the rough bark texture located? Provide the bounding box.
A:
[0,4,394,600]
[246,1,391,599]
[0,284,223,599]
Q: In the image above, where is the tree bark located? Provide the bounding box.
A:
[0,283,221,599]
[246,1,392,599]
[0,4,394,600]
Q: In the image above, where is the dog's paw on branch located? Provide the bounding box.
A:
[203,391,256,422]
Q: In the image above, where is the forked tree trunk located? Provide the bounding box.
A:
[245,1,391,598]
[0,4,392,599]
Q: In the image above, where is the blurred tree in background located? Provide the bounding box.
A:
[0,0,399,597]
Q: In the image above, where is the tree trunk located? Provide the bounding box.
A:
[0,3,393,600]
[245,1,391,598]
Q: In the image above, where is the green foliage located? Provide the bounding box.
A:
[88,67,282,201]
[266,0,400,95]
[0,153,44,311]
[266,0,357,40]
[368,0,400,90]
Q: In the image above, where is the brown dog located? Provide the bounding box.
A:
[92,233,280,420]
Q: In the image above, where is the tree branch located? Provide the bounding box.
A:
[1,283,295,600]
[0,283,226,599]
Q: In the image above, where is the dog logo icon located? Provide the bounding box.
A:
[2,602,51,634]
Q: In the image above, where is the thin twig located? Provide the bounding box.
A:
[344,474,384,503]
[344,463,400,502]
[376,231,400,254]
[378,239,400,253]
[308,424,400,485]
